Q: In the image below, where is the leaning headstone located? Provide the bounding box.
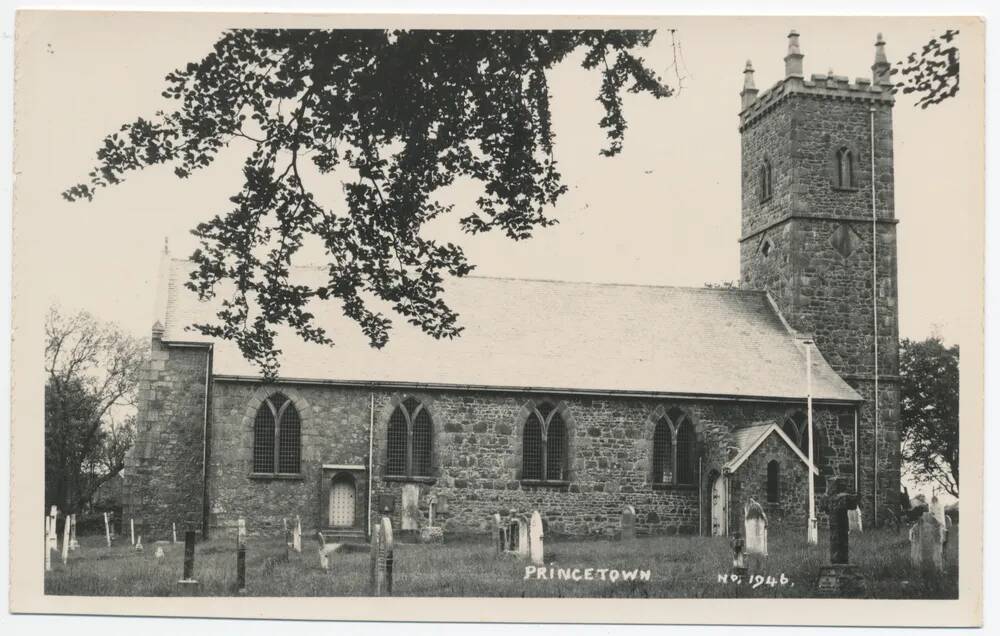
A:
[369,517,395,596]
[620,505,636,540]
[293,515,302,553]
[744,499,768,558]
[103,512,112,547]
[61,515,71,565]
[401,484,420,531]
[910,512,943,572]
[529,511,544,565]
[178,530,198,585]
[815,477,866,597]
[848,505,863,534]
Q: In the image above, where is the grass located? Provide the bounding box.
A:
[44,527,957,598]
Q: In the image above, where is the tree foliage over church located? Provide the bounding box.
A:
[64,29,673,376]
[899,336,959,498]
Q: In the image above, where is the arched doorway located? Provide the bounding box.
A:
[328,473,356,528]
[709,471,727,537]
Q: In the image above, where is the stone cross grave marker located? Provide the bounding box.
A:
[293,515,302,553]
[369,516,395,596]
[620,505,636,540]
[529,511,544,565]
[744,498,768,558]
[848,505,863,534]
[909,511,943,572]
[816,477,865,597]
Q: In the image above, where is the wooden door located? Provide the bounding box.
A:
[329,477,356,528]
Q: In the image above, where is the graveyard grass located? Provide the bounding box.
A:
[45,528,957,599]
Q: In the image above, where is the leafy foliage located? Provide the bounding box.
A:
[899,336,959,497]
[64,30,673,376]
[891,30,959,108]
[45,307,146,512]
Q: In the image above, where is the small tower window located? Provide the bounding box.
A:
[761,239,772,258]
[766,460,780,503]
[759,159,774,202]
[835,147,856,189]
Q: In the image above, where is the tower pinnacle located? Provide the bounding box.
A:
[741,60,759,110]
[785,30,804,77]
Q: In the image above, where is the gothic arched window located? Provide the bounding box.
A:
[651,407,697,487]
[835,147,856,188]
[386,397,434,478]
[783,410,823,466]
[252,394,301,475]
[766,460,780,503]
[521,402,569,482]
[759,158,773,202]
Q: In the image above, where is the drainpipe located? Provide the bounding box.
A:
[854,407,860,491]
[870,106,880,527]
[805,340,817,545]
[698,457,703,536]
[367,392,375,540]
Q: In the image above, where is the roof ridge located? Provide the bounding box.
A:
[166,257,765,294]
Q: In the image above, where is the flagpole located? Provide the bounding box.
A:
[806,339,818,545]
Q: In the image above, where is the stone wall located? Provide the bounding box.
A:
[123,333,210,541]
[732,432,812,529]
[202,381,855,539]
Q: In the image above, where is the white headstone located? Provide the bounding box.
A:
[155,546,165,559]
[135,536,144,552]
[401,484,420,530]
[528,511,544,565]
[930,496,947,541]
[848,505,863,534]
[69,514,79,550]
[744,499,768,557]
[620,505,636,540]
[130,518,135,546]
[61,513,71,564]
[293,515,302,553]
[44,516,52,572]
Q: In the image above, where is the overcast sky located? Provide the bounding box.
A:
[14,13,983,349]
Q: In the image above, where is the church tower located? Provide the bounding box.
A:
[738,32,900,525]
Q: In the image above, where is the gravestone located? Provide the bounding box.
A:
[529,511,544,565]
[178,530,198,586]
[620,505,636,540]
[44,516,52,572]
[401,484,420,531]
[418,526,444,544]
[130,518,135,546]
[848,505,863,534]
[744,498,768,558]
[729,532,747,576]
[69,514,79,550]
[48,508,59,555]
[135,536,144,552]
[369,517,395,596]
[492,513,503,555]
[173,522,178,544]
[293,516,302,553]
[103,512,112,547]
[516,517,529,559]
[815,477,866,597]
[909,512,943,572]
[317,532,342,571]
[60,511,71,564]
[155,546,165,559]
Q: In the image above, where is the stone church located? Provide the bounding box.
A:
[124,32,900,542]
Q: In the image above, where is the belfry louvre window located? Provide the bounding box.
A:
[651,407,697,487]
[252,394,301,475]
[385,397,434,479]
[759,159,773,202]
[835,147,855,188]
[521,402,568,482]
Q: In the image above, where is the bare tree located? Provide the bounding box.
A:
[44,307,146,513]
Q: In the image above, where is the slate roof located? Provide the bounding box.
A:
[157,257,861,402]
[725,424,819,474]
